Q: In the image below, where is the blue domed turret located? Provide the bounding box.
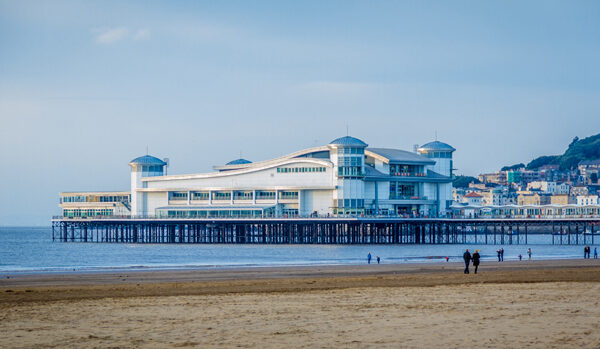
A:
[129,155,167,166]
[417,141,455,153]
[129,155,166,177]
[329,136,368,147]
[226,158,252,165]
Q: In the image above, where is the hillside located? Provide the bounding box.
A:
[523,133,600,170]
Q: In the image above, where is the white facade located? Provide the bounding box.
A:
[59,137,455,218]
[577,195,599,206]
[527,181,557,194]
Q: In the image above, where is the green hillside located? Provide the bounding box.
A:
[525,133,600,170]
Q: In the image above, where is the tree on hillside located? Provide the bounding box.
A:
[453,175,480,188]
[559,133,600,169]
[526,155,559,170]
[501,163,525,172]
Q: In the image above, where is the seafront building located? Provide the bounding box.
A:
[59,136,455,218]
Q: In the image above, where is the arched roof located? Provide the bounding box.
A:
[226,158,252,165]
[417,141,456,152]
[129,155,167,165]
[329,136,368,147]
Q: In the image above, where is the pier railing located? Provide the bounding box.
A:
[52,213,600,221]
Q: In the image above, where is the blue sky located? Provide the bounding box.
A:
[1,0,600,225]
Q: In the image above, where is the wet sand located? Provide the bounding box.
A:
[1,259,600,348]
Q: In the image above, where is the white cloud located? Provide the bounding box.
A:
[133,29,150,41]
[93,27,149,44]
[94,27,129,44]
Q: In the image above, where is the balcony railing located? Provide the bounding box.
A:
[388,195,427,200]
[390,172,426,177]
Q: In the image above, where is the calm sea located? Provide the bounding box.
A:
[0,226,593,274]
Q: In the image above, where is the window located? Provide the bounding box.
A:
[192,192,209,200]
[278,166,326,173]
[337,166,363,177]
[234,191,253,200]
[256,191,276,199]
[213,192,232,200]
[337,147,364,155]
[280,191,298,199]
[170,192,188,200]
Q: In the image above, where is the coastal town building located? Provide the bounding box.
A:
[550,194,573,205]
[527,181,557,194]
[59,137,455,218]
[478,171,507,186]
[517,193,551,206]
[578,159,600,179]
[571,185,589,197]
[576,195,599,206]
[462,192,482,206]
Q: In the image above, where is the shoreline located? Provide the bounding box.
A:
[2,259,600,304]
[0,251,590,275]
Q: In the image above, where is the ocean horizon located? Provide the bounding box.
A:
[0,226,594,274]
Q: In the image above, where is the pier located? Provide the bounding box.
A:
[52,217,600,245]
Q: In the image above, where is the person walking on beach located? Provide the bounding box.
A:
[463,249,472,274]
[497,249,501,262]
[367,252,372,264]
[527,248,532,260]
[584,246,589,259]
[595,247,598,259]
[472,250,481,274]
[376,256,381,264]
[500,248,504,261]
[519,254,522,261]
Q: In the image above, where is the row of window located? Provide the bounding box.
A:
[389,164,422,175]
[99,195,129,203]
[337,147,364,155]
[171,191,299,201]
[390,183,418,198]
[62,196,86,203]
[139,165,164,172]
[158,208,273,218]
[63,208,114,217]
[62,195,129,203]
[277,167,326,173]
[338,166,364,177]
[422,151,452,158]
[333,208,365,215]
[333,199,365,208]
[340,157,362,166]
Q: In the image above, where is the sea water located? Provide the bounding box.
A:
[0,226,593,274]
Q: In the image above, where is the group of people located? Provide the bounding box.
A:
[496,248,504,261]
[462,249,480,274]
[366,252,381,264]
[463,247,537,274]
[584,246,598,259]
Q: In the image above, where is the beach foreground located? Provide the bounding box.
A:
[2,260,600,348]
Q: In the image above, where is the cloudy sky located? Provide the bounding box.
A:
[1,0,600,225]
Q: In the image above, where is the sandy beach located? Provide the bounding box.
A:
[2,259,600,348]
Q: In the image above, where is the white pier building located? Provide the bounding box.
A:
[59,137,455,218]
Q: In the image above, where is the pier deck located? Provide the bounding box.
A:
[51,217,600,245]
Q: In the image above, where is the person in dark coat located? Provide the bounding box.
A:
[463,249,472,274]
[367,252,372,264]
[497,249,501,262]
[500,248,504,261]
[472,250,481,274]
